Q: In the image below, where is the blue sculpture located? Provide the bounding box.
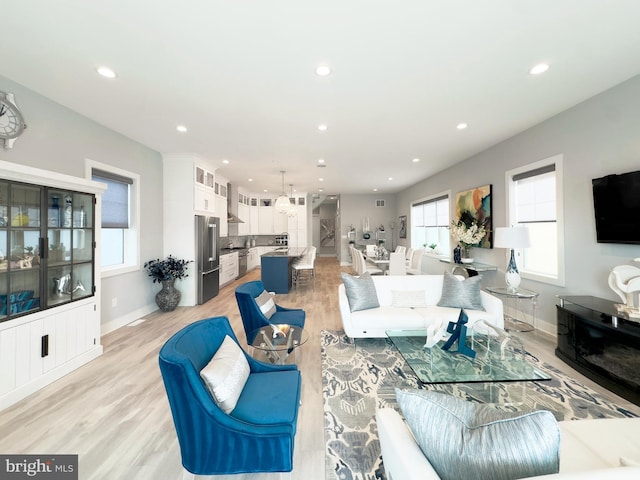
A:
[441,309,476,358]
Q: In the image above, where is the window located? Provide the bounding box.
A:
[411,193,450,253]
[506,155,564,286]
[86,160,140,277]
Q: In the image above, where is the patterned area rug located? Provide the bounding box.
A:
[321,330,637,480]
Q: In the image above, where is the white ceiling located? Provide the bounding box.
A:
[3,1,640,196]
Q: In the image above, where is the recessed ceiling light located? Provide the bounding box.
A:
[373,188,378,192]
[388,177,393,181]
[319,178,324,182]
[248,178,253,182]
[263,189,268,192]
[456,123,468,130]
[96,66,117,78]
[412,158,420,163]
[315,64,332,77]
[318,158,325,163]
[222,159,229,164]
[318,124,328,132]
[319,188,324,192]
[176,125,188,133]
[529,63,550,75]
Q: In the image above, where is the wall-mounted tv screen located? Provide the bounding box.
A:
[592,170,640,244]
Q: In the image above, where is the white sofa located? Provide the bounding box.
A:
[338,274,503,338]
[377,407,640,479]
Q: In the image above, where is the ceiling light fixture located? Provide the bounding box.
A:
[373,188,378,192]
[457,123,468,130]
[318,158,325,163]
[96,66,117,78]
[412,158,420,163]
[318,124,328,131]
[315,64,332,76]
[529,63,550,75]
[388,177,393,181]
[248,178,253,182]
[222,159,229,164]
[176,125,188,133]
[275,171,292,214]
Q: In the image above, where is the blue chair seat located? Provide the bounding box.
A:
[270,309,306,328]
[232,370,301,429]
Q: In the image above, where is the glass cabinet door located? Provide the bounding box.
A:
[0,180,96,322]
[0,182,42,319]
[45,190,94,307]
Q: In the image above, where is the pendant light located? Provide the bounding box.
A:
[275,171,291,214]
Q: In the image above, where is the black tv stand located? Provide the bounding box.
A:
[556,296,640,407]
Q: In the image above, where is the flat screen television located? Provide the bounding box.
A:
[592,170,640,244]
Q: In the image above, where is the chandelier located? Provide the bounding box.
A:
[274,171,292,214]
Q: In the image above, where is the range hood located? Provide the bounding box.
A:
[227,183,244,224]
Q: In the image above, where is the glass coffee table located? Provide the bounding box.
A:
[249,324,309,365]
[386,327,550,384]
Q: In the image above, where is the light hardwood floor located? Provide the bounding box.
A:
[1,257,638,480]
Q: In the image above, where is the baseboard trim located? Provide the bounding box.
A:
[101,304,157,335]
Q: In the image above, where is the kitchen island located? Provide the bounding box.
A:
[260,247,306,294]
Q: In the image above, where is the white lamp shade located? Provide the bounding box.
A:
[494,227,530,249]
[274,195,291,214]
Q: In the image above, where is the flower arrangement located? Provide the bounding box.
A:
[144,255,193,283]
[450,213,487,250]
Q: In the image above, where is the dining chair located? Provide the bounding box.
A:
[406,249,424,275]
[388,251,407,275]
[394,246,407,257]
[357,249,383,275]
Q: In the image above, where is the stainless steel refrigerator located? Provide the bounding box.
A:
[195,215,220,304]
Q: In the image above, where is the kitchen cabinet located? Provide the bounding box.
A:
[0,160,105,410]
[219,252,238,286]
[215,175,229,237]
[194,165,216,214]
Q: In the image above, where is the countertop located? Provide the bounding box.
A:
[260,247,306,257]
[220,247,247,255]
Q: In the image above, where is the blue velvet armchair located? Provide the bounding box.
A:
[159,316,302,475]
[235,280,306,343]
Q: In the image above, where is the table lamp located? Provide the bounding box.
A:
[494,227,530,292]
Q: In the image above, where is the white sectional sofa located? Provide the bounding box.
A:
[338,274,503,338]
[377,407,640,479]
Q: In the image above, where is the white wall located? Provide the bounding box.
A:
[0,75,164,333]
[397,74,640,334]
[339,193,397,264]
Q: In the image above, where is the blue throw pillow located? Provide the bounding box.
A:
[396,389,560,480]
[437,271,484,311]
[341,272,380,312]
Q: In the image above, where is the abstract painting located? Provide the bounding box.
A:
[399,216,407,239]
[320,218,335,246]
[454,184,492,248]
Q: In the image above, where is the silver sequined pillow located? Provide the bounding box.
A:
[396,389,560,480]
[437,271,484,310]
[200,335,250,414]
[341,272,380,312]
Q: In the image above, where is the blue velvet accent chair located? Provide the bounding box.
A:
[235,280,306,343]
[158,316,302,475]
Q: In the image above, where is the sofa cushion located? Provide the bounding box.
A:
[396,389,560,480]
[341,272,380,312]
[255,290,276,319]
[200,335,250,414]
[437,271,484,311]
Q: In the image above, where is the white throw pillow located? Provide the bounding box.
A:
[391,290,428,308]
[255,290,276,319]
[200,335,250,414]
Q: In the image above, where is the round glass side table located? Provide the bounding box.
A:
[485,286,539,332]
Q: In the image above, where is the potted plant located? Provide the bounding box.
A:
[144,255,193,312]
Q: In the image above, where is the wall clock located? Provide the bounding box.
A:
[0,91,27,149]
